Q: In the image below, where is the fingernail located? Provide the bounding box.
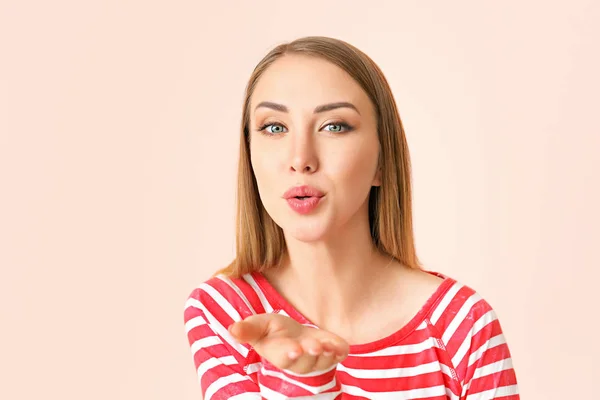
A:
[308,348,320,356]
[323,350,334,356]
[288,351,300,360]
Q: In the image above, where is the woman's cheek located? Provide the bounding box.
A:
[337,150,376,182]
[252,146,280,179]
[254,156,285,207]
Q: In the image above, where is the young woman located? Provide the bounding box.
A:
[184,36,519,399]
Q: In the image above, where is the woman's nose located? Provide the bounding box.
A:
[289,133,319,174]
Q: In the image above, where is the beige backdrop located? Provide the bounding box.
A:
[2,1,599,399]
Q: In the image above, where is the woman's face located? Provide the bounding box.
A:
[249,54,381,243]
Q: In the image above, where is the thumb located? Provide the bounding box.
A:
[228,314,272,345]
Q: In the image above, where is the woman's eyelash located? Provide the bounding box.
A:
[256,121,354,134]
[323,122,354,132]
[256,122,280,132]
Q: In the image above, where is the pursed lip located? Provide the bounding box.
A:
[282,185,325,199]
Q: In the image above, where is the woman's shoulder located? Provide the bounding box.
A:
[184,271,269,326]
[407,270,517,393]
[416,269,503,337]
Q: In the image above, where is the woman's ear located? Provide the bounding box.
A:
[372,167,382,187]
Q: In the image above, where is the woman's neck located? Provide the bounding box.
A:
[265,217,397,331]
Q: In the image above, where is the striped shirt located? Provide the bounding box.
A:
[183,271,519,399]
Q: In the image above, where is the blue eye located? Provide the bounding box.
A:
[257,121,353,136]
[258,123,287,135]
[323,122,352,133]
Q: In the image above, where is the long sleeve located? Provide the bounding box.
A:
[429,281,520,399]
[184,291,261,399]
[458,304,519,399]
[259,357,341,398]
[184,281,342,399]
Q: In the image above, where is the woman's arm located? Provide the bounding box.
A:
[455,299,520,399]
[184,287,343,399]
[184,295,261,399]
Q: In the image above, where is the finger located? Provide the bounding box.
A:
[320,340,336,357]
[302,335,324,357]
[335,339,350,360]
[315,330,349,357]
[255,336,304,370]
[313,340,337,371]
[318,337,349,362]
[288,336,320,374]
[228,320,257,344]
[229,314,277,345]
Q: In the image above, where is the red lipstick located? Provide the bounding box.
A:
[282,185,325,215]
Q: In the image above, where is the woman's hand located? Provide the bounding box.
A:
[228,313,349,375]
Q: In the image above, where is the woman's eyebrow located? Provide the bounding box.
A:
[254,101,360,115]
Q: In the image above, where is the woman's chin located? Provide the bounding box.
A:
[285,223,331,243]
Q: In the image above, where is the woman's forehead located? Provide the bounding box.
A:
[250,54,371,114]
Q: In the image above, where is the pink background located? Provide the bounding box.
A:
[2,1,599,399]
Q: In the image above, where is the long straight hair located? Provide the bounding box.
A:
[214,36,422,279]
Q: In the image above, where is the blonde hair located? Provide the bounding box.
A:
[214,36,422,279]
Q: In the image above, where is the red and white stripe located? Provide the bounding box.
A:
[184,273,519,399]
